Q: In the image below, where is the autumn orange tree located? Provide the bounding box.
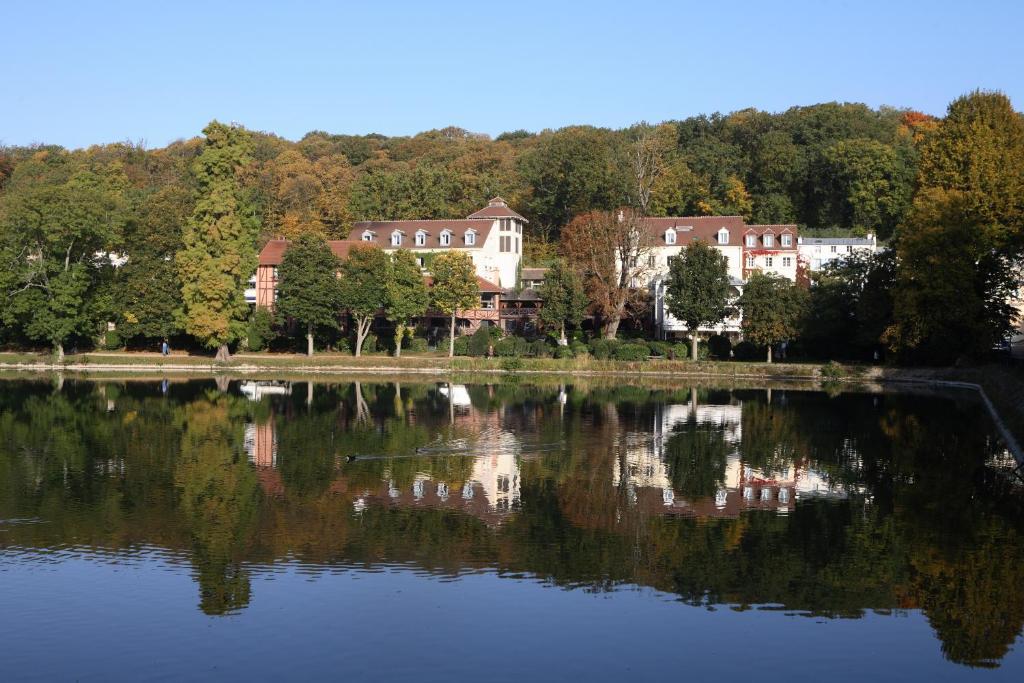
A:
[562,209,653,338]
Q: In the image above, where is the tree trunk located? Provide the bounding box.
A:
[215,344,231,362]
[691,333,699,362]
[559,322,567,346]
[603,316,620,339]
[391,325,403,360]
[767,344,773,364]
[448,313,456,358]
[354,317,367,357]
[307,324,314,357]
[55,342,64,362]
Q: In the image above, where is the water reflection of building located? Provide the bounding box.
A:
[617,399,850,518]
[239,380,292,402]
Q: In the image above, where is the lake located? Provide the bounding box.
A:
[1,376,1022,681]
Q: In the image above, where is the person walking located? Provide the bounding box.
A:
[161,340,169,357]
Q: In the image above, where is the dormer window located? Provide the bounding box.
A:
[717,228,730,245]
[391,231,403,247]
[763,234,775,248]
[414,230,427,247]
[665,228,676,245]
[465,230,476,246]
[745,234,756,248]
[361,230,374,242]
[781,233,792,247]
[440,229,452,247]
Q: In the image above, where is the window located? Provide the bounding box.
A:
[830,245,837,253]
[782,257,792,267]
[391,231,402,247]
[763,234,775,248]
[648,254,656,267]
[746,256,755,268]
[667,255,678,268]
[845,246,850,253]
[745,234,757,247]
[765,256,774,267]
[499,218,511,231]
[415,230,427,247]
[500,236,512,252]
[515,237,519,253]
[480,295,495,309]
[781,234,792,247]
[665,229,676,245]
[516,222,522,234]
[440,230,451,246]
[361,230,374,242]
[717,228,729,245]
[465,230,476,246]
[416,257,426,269]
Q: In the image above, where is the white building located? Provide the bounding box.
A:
[349,197,525,289]
[640,217,799,339]
[797,235,877,272]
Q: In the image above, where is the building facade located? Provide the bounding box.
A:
[641,216,799,339]
[797,234,878,272]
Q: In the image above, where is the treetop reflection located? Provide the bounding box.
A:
[0,378,1021,668]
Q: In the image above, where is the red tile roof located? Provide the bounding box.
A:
[467,197,528,222]
[258,239,357,266]
[641,216,748,246]
[349,219,495,249]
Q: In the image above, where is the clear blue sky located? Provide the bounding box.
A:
[2,0,1021,149]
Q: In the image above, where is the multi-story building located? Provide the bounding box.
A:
[349,197,525,289]
[797,234,878,272]
[642,216,799,339]
[254,198,525,334]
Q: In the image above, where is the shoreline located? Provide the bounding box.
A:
[2,353,1022,465]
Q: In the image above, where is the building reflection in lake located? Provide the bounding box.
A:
[616,392,856,519]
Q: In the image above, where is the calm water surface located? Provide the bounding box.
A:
[1,377,1023,681]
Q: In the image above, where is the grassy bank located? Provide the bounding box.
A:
[0,349,855,380]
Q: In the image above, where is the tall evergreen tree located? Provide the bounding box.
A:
[176,121,257,361]
[430,251,479,357]
[537,259,587,344]
[274,234,343,357]
[384,250,429,357]
[665,240,731,360]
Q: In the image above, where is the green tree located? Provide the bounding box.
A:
[886,189,1015,364]
[0,159,127,358]
[338,244,388,356]
[739,273,807,363]
[430,251,479,357]
[384,249,429,357]
[274,234,343,356]
[176,121,258,361]
[918,90,1024,251]
[116,186,190,343]
[537,259,587,344]
[665,240,732,361]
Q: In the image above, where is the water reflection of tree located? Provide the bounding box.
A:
[175,393,259,615]
[663,417,728,499]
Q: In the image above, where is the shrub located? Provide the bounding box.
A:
[246,309,275,352]
[529,338,553,358]
[360,332,381,354]
[500,357,523,372]
[468,326,493,357]
[570,340,589,358]
[669,343,689,360]
[452,335,471,356]
[708,334,732,360]
[733,341,761,361]
[103,330,121,351]
[407,337,429,353]
[820,361,845,379]
[495,336,529,357]
[554,345,575,359]
[647,340,672,357]
[588,338,620,360]
[614,343,650,362]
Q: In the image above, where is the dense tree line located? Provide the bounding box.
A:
[0,92,1021,363]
